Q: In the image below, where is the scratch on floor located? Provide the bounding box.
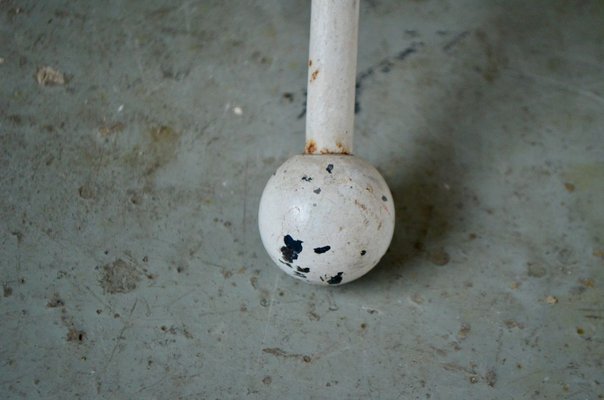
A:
[101,299,138,373]
[319,345,352,360]
[136,373,169,394]
[82,284,115,315]
[262,347,312,362]
[166,288,196,309]
[251,273,280,370]
[361,305,383,315]
[443,30,469,52]
[241,153,250,257]
[512,69,604,105]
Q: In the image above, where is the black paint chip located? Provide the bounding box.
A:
[314,246,331,254]
[301,175,312,182]
[326,164,334,174]
[294,271,307,278]
[313,188,321,194]
[361,250,366,256]
[381,195,388,202]
[327,272,343,285]
[281,247,296,263]
[297,266,310,273]
[284,235,303,252]
[281,235,303,263]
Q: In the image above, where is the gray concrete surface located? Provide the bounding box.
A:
[1,1,603,399]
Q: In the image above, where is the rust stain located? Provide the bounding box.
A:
[306,139,351,155]
[319,148,350,155]
[311,69,319,82]
[336,141,350,154]
[305,139,317,154]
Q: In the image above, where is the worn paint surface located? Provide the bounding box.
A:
[258,155,395,285]
[1,1,603,399]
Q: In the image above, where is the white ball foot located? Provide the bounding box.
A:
[259,155,395,285]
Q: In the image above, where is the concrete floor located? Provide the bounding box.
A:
[1,0,603,399]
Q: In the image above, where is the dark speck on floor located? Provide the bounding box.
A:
[66,328,86,343]
[47,293,65,308]
[485,369,497,387]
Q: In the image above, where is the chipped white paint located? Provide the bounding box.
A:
[258,0,395,285]
[259,155,395,285]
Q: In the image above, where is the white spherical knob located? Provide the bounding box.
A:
[258,155,395,285]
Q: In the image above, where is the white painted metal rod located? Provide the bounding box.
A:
[258,0,394,286]
[305,0,359,155]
